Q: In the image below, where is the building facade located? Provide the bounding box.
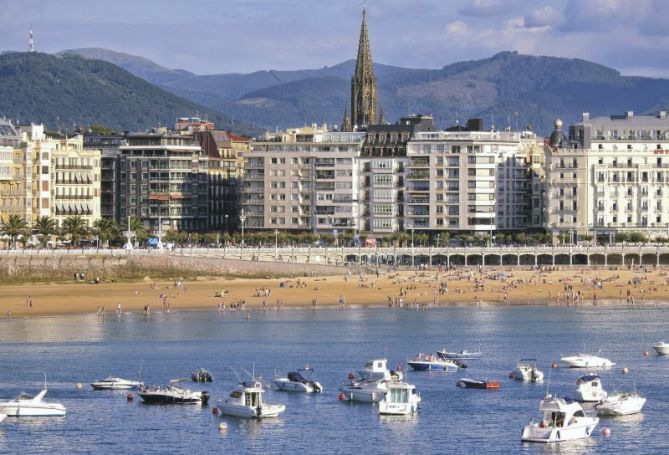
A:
[546,112,669,241]
[118,130,208,232]
[0,119,26,223]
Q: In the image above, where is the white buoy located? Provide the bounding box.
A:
[622,367,629,374]
[218,422,227,431]
[75,383,83,390]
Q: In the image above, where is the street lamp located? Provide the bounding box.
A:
[411,228,415,268]
[239,209,246,247]
[225,214,229,232]
[275,228,278,258]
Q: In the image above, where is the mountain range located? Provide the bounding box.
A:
[0,51,259,135]
[60,48,669,134]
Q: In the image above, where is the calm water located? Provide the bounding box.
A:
[0,305,667,454]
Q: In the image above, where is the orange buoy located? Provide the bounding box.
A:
[551,362,558,369]
[127,392,134,401]
[602,427,611,437]
[644,351,650,357]
[212,407,219,415]
[347,372,355,381]
[338,392,346,401]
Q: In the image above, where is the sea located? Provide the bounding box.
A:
[0,304,667,454]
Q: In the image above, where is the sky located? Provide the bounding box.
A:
[2,0,669,77]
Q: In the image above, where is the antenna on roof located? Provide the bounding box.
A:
[28,26,35,53]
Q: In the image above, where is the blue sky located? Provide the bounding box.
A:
[2,0,669,77]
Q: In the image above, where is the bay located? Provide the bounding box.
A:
[0,304,666,454]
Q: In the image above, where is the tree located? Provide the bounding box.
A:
[33,216,57,248]
[514,232,527,244]
[0,214,29,249]
[128,217,148,244]
[62,215,89,246]
[93,218,120,247]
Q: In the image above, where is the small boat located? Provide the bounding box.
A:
[510,359,544,383]
[653,341,669,356]
[521,395,599,443]
[138,384,209,405]
[0,380,66,417]
[357,359,403,381]
[572,375,607,402]
[218,381,285,418]
[408,353,465,372]
[340,378,389,403]
[90,377,143,390]
[596,391,646,416]
[191,368,213,383]
[274,365,323,393]
[0,413,5,423]
[456,378,500,389]
[437,348,482,361]
[560,353,615,368]
[378,381,421,415]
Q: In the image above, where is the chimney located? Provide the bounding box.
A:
[582,113,590,122]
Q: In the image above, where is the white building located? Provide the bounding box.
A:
[546,112,669,241]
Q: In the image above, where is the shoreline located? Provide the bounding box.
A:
[1,267,667,318]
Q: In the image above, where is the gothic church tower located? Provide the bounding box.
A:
[350,8,378,129]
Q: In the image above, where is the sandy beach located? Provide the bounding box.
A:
[2,265,668,318]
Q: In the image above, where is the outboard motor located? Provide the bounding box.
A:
[200,391,209,406]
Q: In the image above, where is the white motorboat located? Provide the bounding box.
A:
[341,378,389,403]
[218,381,285,418]
[138,384,209,405]
[408,353,463,372]
[510,359,544,383]
[0,413,5,423]
[91,376,143,390]
[653,342,669,356]
[274,366,323,393]
[357,359,403,381]
[560,353,615,368]
[596,391,646,416]
[0,386,66,417]
[378,381,421,415]
[572,375,608,402]
[521,395,599,443]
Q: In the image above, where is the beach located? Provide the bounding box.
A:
[2,266,668,317]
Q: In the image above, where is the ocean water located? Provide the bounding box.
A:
[0,304,667,454]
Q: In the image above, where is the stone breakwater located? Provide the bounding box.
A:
[0,254,348,282]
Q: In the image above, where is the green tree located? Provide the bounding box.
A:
[33,216,57,248]
[62,215,89,246]
[88,124,115,135]
[128,217,148,244]
[93,218,119,247]
[0,214,29,249]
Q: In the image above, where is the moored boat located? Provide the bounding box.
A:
[437,348,482,361]
[191,368,213,383]
[521,395,599,443]
[90,376,143,390]
[510,359,544,383]
[560,353,615,368]
[340,378,389,402]
[357,359,403,381]
[653,342,669,356]
[456,378,500,389]
[0,413,5,423]
[596,391,646,416]
[274,365,323,393]
[408,353,464,372]
[138,384,209,405]
[572,375,607,402]
[218,381,285,418]
[378,381,421,415]
[0,386,66,417]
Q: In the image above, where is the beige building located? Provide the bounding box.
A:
[404,129,543,233]
[50,133,101,227]
[546,112,669,241]
[243,125,365,233]
[0,119,26,222]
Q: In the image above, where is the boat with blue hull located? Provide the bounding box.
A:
[408,353,465,371]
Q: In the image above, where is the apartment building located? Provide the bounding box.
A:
[118,130,208,232]
[405,126,542,233]
[546,112,669,241]
[242,125,365,233]
[0,119,26,222]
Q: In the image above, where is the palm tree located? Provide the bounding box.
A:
[62,215,89,247]
[0,214,29,249]
[128,217,147,244]
[93,218,119,247]
[33,216,57,248]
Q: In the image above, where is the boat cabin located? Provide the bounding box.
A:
[538,396,585,428]
[387,384,416,404]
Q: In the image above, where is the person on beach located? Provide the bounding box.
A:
[116,303,121,316]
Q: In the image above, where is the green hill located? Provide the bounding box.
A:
[0,52,260,135]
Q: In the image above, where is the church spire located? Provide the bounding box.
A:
[351,7,377,129]
[342,106,352,132]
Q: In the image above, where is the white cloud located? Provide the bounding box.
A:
[459,0,509,17]
[522,6,562,29]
